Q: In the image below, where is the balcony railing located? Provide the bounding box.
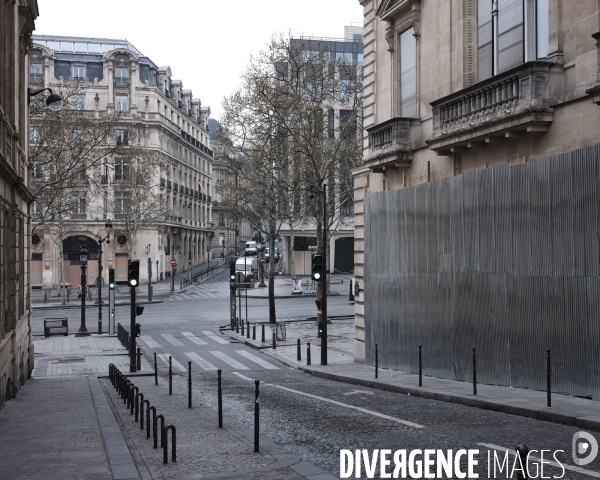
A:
[115,77,129,87]
[428,61,561,154]
[364,117,421,171]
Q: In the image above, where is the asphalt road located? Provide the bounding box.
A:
[32,269,600,479]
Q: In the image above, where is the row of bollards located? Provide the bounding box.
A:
[118,323,129,351]
[374,345,553,407]
[109,364,176,463]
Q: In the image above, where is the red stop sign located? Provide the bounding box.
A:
[259,257,266,264]
[170,258,177,267]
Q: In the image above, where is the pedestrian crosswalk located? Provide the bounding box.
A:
[164,282,231,301]
[139,330,281,372]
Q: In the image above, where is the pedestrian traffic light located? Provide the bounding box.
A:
[230,262,236,281]
[134,323,141,337]
[312,254,323,282]
[128,259,140,287]
[108,268,115,290]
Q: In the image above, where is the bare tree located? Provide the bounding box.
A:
[221,33,363,311]
[29,83,123,233]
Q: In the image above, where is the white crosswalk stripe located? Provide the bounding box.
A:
[210,351,249,369]
[184,352,217,370]
[140,335,160,348]
[202,331,230,344]
[161,333,184,346]
[235,350,279,369]
[157,353,186,373]
[181,332,207,345]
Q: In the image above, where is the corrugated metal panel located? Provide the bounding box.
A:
[363,143,600,400]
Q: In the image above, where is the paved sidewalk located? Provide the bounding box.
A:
[226,319,600,432]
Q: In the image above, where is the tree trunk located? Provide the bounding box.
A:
[58,241,66,305]
[268,234,276,324]
[289,220,296,278]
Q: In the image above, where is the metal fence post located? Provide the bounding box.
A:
[297,339,301,361]
[154,352,158,385]
[169,355,172,395]
[307,343,311,365]
[272,330,276,349]
[136,347,141,371]
[375,343,379,379]
[547,349,551,408]
[261,324,265,342]
[254,380,260,453]
[253,325,256,340]
[188,361,192,408]
[218,369,223,428]
[473,346,477,396]
[419,345,422,387]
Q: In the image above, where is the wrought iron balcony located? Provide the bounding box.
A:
[364,117,422,171]
[428,61,562,155]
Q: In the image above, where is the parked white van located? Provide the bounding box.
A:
[235,256,257,283]
[244,241,258,256]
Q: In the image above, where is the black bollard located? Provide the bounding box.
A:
[241,318,245,336]
[247,321,250,338]
[154,414,165,449]
[136,347,141,371]
[547,349,551,408]
[473,346,477,396]
[272,330,276,349]
[516,444,530,479]
[307,343,311,366]
[154,352,158,385]
[236,317,239,334]
[146,406,156,439]
[140,400,150,429]
[253,325,256,340]
[169,356,172,395]
[261,324,265,342]
[188,361,192,408]
[419,345,422,387]
[44,290,47,304]
[297,339,301,361]
[375,343,379,379]
[254,380,260,453]
[163,425,176,463]
[218,369,223,428]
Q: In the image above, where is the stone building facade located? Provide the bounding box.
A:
[30,35,214,288]
[0,0,39,408]
[355,0,600,362]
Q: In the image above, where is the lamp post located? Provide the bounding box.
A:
[97,219,112,335]
[309,183,328,366]
[76,246,90,337]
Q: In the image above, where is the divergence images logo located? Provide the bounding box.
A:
[573,432,598,466]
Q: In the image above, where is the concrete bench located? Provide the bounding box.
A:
[44,318,68,337]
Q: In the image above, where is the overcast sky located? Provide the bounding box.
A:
[35,1,363,121]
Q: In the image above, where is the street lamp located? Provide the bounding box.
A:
[28,87,64,111]
[309,183,328,366]
[75,246,90,336]
[97,219,112,334]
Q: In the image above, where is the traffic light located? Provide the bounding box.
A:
[230,262,236,281]
[128,259,140,287]
[135,305,144,316]
[312,254,323,282]
[134,323,141,337]
[108,268,115,290]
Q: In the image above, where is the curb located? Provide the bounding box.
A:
[299,367,600,433]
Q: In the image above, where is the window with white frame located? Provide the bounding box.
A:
[478,0,549,82]
[30,63,42,83]
[115,67,128,86]
[71,94,85,110]
[71,192,86,214]
[114,158,129,181]
[72,65,86,80]
[115,95,128,112]
[399,28,417,117]
[115,191,130,214]
[29,126,41,143]
[115,129,128,145]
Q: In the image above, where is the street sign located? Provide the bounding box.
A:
[259,257,266,264]
[207,246,211,252]
[236,283,253,289]
[170,258,177,267]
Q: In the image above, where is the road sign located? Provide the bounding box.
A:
[259,257,266,264]
[170,258,177,267]
[207,246,211,252]
[236,283,253,289]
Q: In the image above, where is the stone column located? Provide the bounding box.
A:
[130,61,137,116]
[107,61,114,107]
